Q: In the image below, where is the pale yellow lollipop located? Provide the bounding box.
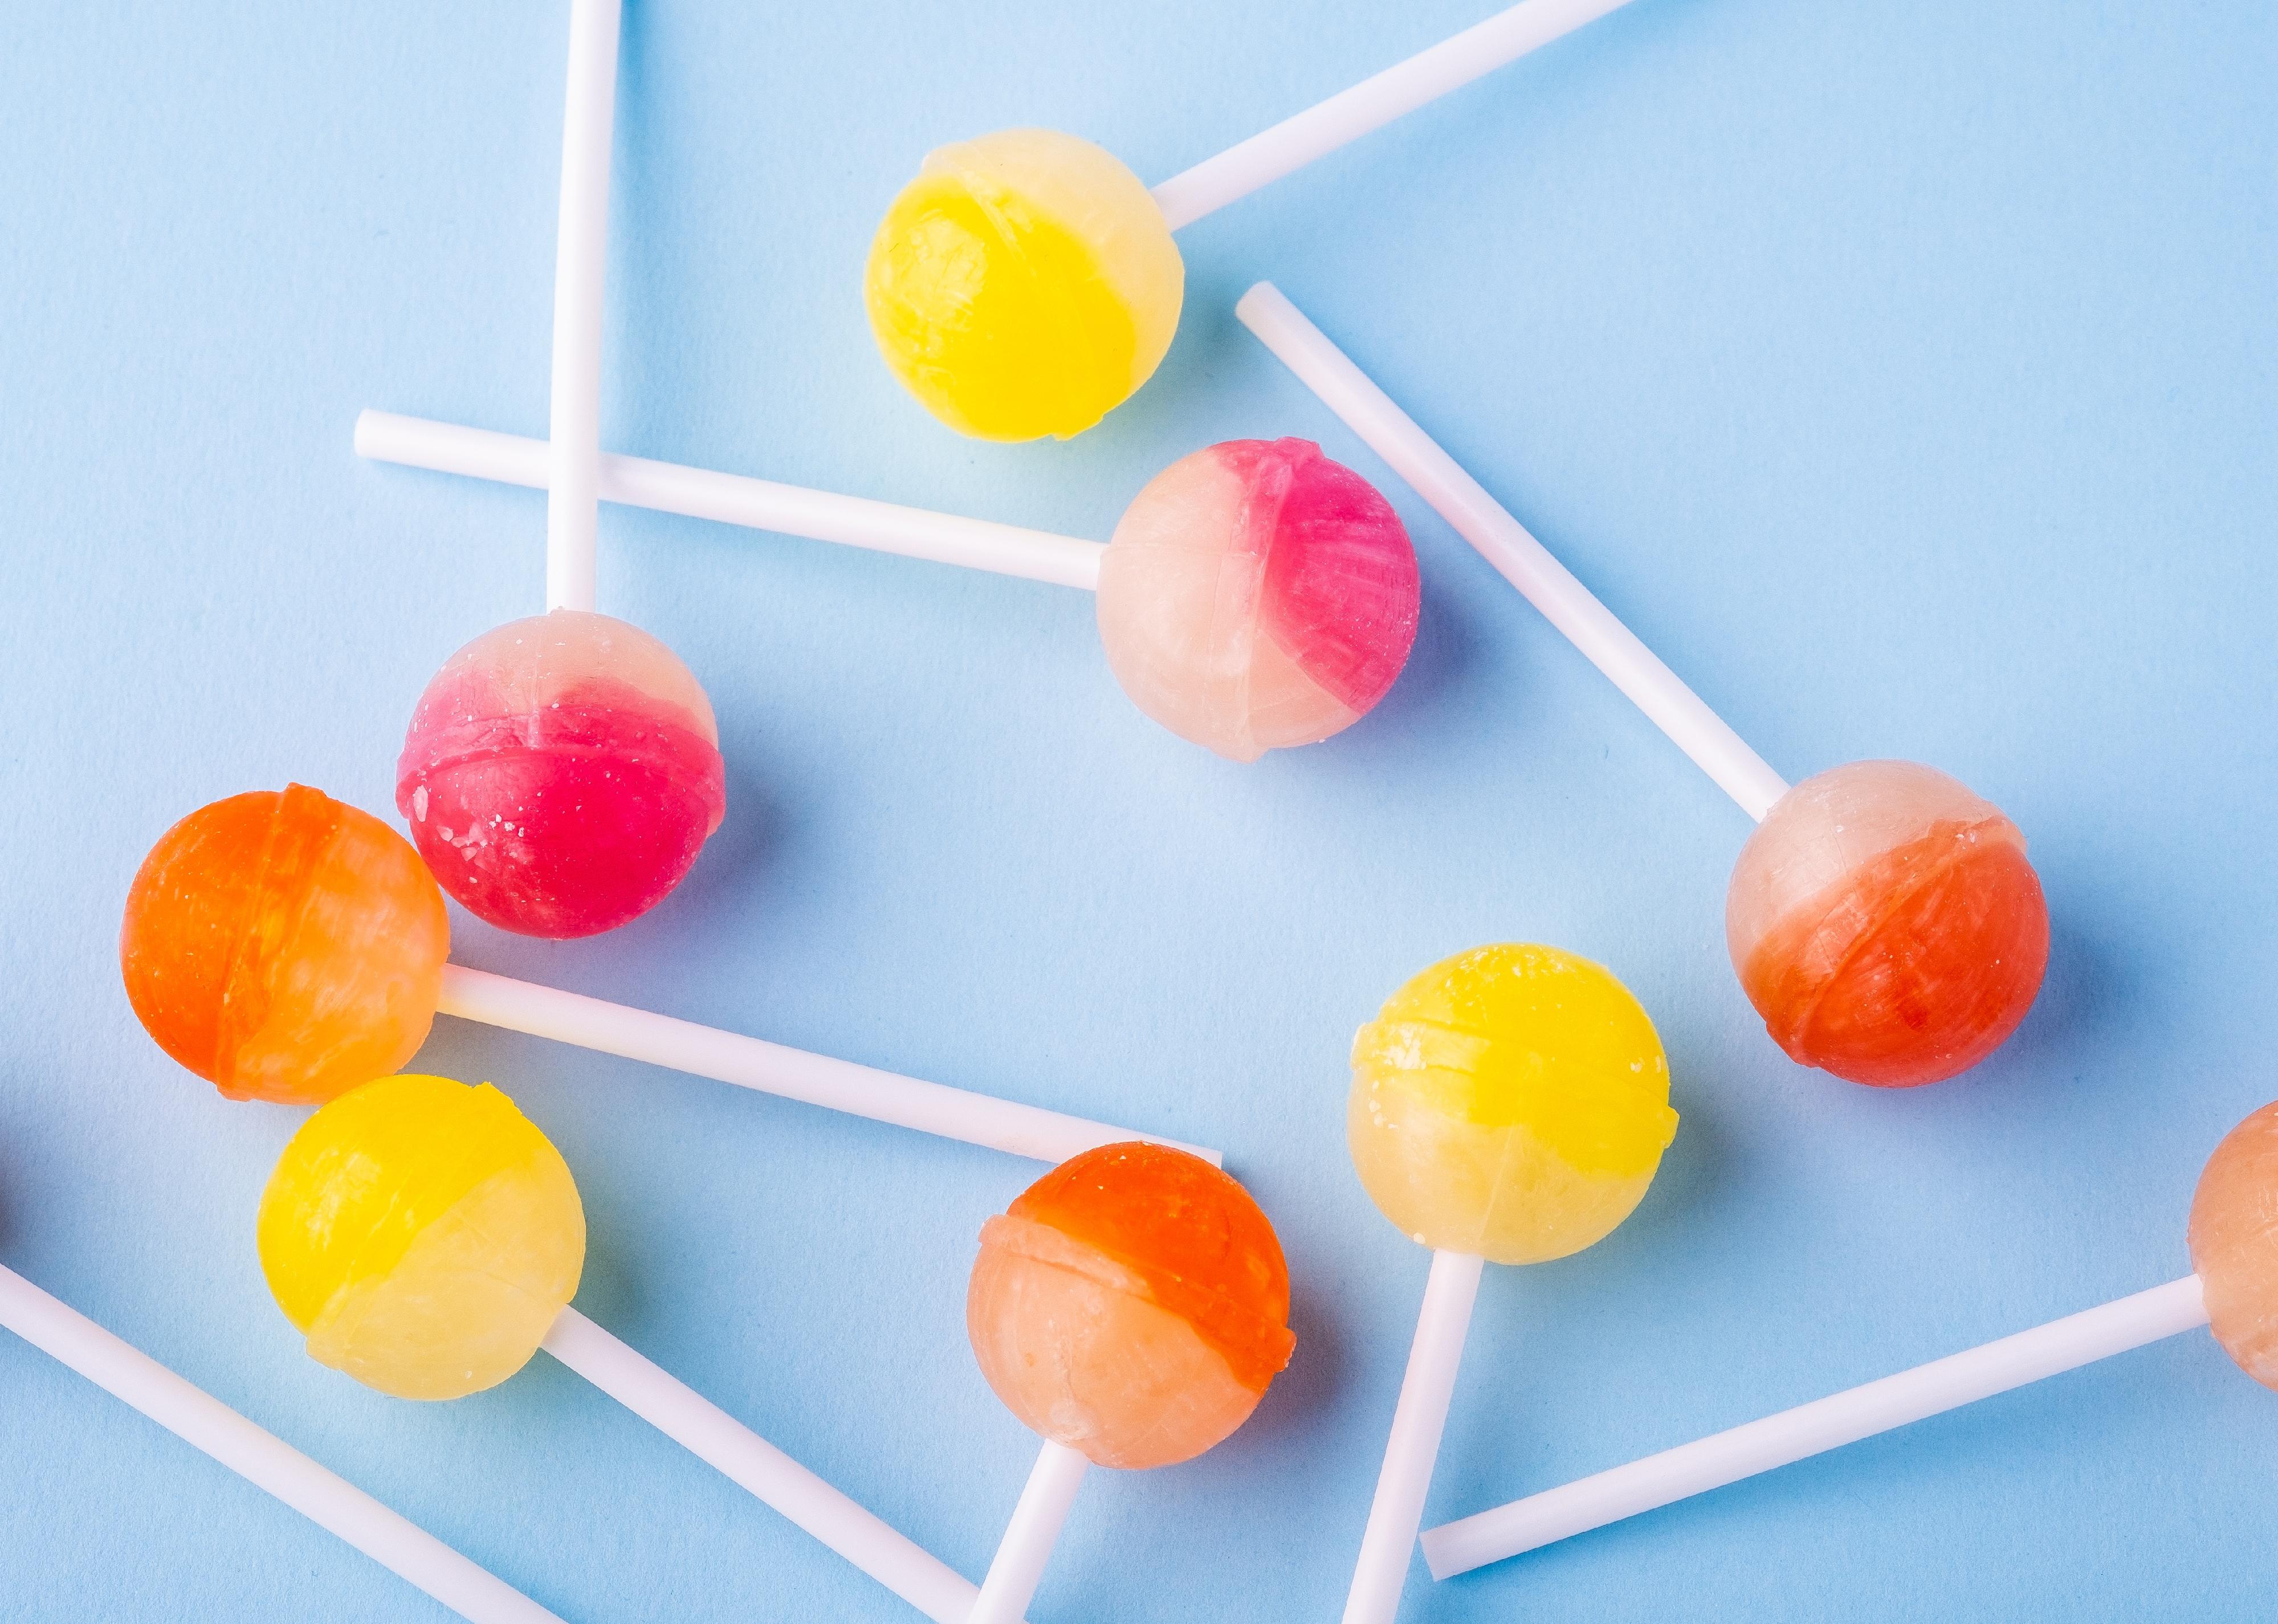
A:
[258,1074,584,1401]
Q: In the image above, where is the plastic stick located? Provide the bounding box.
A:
[971,1441,1091,1624]
[1343,1249,1485,1624]
[541,1307,999,1623]
[1151,0,1647,231]
[545,0,618,614]
[435,965,1216,1167]
[1236,281,1792,823]
[0,1264,560,1624]
[358,410,1107,591]
[1420,1274,2210,1578]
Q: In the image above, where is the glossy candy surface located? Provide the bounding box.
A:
[120,785,448,1105]
[968,1142,1294,1470]
[397,610,727,939]
[259,1073,584,1402]
[2188,1100,2278,1390]
[1097,438,1420,761]
[1350,944,1677,1265]
[1726,760,2049,1088]
[865,129,1183,443]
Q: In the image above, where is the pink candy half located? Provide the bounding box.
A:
[396,610,727,939]
[1096,438,1419,761]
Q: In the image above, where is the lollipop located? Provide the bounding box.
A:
[1420,1099,2278,1576]
[862,0,1649,439]
[1343,944,1676,1624]
[0,1262,555,1623]
[963,1142,1295,1622]
[1240,284,2051,1087]
[259,1071,1000,1622]
[122,784,1209,1162]
[389,0,724,938]
[358,414,1420,762]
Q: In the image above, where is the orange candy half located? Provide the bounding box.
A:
[967,1143,1295,1470]
[2188,1100,2278,1390]
[120,785,449,1104]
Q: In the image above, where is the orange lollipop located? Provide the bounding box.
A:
[964,1143,1294,1621]
[121,785,447,1104]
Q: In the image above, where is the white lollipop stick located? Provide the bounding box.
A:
[1237,281,1792,823]
[0,1264,559,1624]
[1344,1249,1485,1624]
[541,1307,1012,1623]
[1152,0,1648,231]
[970,1441,1091,1624]
[1420,1274,2210,1578]
[545,0,618,614]
[357,410,1106,591]
[435,965,1217,1168]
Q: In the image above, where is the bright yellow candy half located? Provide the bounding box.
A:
[1349,944,1678,1265]
[864,128,1184,442]
[258,1074,585,1401]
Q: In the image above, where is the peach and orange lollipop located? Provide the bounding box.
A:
[965,1142,1295,1622]
[1244,285,2049,1089]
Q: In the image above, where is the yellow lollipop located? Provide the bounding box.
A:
[255,1072,1028,1618]
[862,3,1648,440]
[1349,942,1677,1263]
[1341,944,1677,1624]
[865,129,1183,443]
[259,1074,584,1401]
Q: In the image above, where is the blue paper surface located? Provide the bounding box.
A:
[1,2,2274,1619]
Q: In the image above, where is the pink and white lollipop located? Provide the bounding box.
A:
[358,415,1421,764]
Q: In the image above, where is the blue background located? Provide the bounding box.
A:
[2,1,2273,1619]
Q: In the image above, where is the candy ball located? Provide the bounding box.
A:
[259,1074,584,1401]
[1349,944,1678,1265]
[120,785,448,1105]
[865,128,1183,443]
[2187,1100,2278,1390]
[1725,760,2049,1088]
[967,1142,1294,1470]
[397,610,727,939]
[1096,438,1420,761]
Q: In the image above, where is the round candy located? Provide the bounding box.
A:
[865,128,1183,443]
[259,1073,584,1401]
[1349,944,1678,1265]
[2187,1100,2278,1390]
[967,1142,1294,1470]
[1725,760,2048,1088]
[397,610,727,939]
[1096,438,1420,761]
[120,785,448,1105]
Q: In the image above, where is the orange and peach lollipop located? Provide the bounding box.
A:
[965,1143,1295,1621]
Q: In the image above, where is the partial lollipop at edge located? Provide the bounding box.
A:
[963,1142,1295,1622]
[1240,283,2052,1090]
[1420,1099,2278,1578]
